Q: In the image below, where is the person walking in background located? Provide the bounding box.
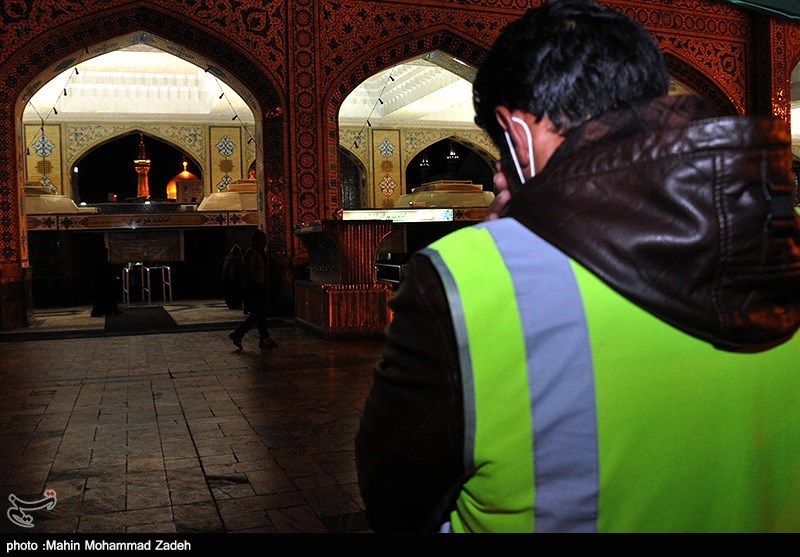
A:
[355,0,800,533]
[222,243,243,310]
[229,229,278,350]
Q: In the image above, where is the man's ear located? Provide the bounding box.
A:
[495,106,531,170]
[495,105,514,133]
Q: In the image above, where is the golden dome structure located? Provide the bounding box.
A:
[166,161,201,202]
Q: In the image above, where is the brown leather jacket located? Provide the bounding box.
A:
[355,95,800,532]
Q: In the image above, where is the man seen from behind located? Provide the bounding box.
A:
[355,0,800,533]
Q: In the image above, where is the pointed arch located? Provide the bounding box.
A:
[68,127,205,194]
[663,53,739,115]
[0,4,288,327]
[340,147,368,210]
[3,5,287,243]
[323,26,490,219]
[69,129,205,202]
[339,144,368,172]
[403,131,498,172]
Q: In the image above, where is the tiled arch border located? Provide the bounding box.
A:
[65,126,207,199]
[0,4,289,326]
[323,26,490,221]
[322,0,752,224]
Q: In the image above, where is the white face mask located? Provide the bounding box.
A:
[503,116,536,185]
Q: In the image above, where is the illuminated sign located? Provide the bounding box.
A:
[341,209,454,223]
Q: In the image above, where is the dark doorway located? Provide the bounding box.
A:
[340,148,367,209]
[406,139,493,194]
[72,133,202,203]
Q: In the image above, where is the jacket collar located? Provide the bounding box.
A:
[507,95,800,352]
[550,94,718,165]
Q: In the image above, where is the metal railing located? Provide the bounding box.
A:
[122,264,173,305]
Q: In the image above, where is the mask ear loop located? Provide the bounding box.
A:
[504,131,526,185]
[511,116,535,179]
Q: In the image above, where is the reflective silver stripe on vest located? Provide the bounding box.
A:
[484,219,600,532]
[421,247,477,477]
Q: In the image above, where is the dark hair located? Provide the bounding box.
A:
[252,229,267,246]
[473,0,669,143]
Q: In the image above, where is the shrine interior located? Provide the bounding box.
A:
[0,0,798,536]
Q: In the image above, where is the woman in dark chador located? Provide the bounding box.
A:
[90,246,121,317]
[228,230,277,350]
[222,244,243,310]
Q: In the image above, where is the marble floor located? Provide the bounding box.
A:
[0,300,270,339]
[0,303,385,534]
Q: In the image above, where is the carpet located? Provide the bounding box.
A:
[104,306,178,334]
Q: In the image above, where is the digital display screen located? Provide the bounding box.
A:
[341,209,454,222]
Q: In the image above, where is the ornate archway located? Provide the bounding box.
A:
[68,128,206,199]
[625,1,750,115]
[403,132,498,175]
[323,26,492,221]
[405,136,495,195]
[0,4,287,327]
[778,13,800,126]
[323,2,748,219]
[70,131,209,203]
[340,147,368,209]
[662,53,739,115]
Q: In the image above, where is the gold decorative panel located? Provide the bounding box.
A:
[370,129,402,208]
[340,125,498,209]
[25,124,63,194]
[210,126,243,192]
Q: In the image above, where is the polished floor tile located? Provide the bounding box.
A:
[0,316,384,534]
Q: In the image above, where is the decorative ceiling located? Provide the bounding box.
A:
[24,46,480,130]
[22,45,759,140]
[338,50,698,130]
[23,45,254,124]
[338,51,478,128]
